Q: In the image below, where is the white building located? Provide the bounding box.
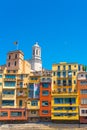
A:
[28,42,42,72]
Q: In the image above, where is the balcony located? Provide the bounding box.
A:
[29,79,40,83]
[2,94,15,99]
[40,78,51,83]
[51,114,79,120]
[57,76,72,80]
[4,78,16,81]
[51,90,78,96]
[17,84,27,89]
[16,92,27,97]
[54,84,72,87]
[51,107,78,113]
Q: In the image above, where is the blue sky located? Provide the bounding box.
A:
[0,0,87,69]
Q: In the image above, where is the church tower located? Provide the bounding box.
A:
[32,42,41,60]
[28,42,42,72]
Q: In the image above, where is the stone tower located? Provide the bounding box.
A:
[28,42,42,72]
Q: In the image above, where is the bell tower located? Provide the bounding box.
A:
[32,42,41,60]
[28,42,42,72]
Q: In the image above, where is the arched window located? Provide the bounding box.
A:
[36,49,38,55]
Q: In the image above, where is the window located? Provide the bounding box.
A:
[74,80,76,84]
[42,101,48,106]
[74,65,76,68]
[63,80,66,86]
[31,77,38,80]
[0,82,2,86]
[42,90,49,96]
[80,81,87,85]
[15,54,17,59]
[42,83,49,88]
[57,72,61,77]
[58,66,60,70]
[54,107,63,110]
[9,55,11,59]
[57,80,61,86]
[81,110,85,114]
[54,98,63,104]
[68,80,72,86]
[36,49,38,55]
[68,71,72,77]
[4,81,16,87]
[80,90,87,94]
[3,90,15,95]
[54,81,56,84]
[0,75,2,78]
[54,98,76,104]
[63,88,66,92]
[63,71,66,77]
[31,100,38,106]
[14,61,17,66]
[58,88,61,92]
[31,111,36,114]
[2,100,14,106]
[8,62,10,67]
[42,110,48,114]
[7,70,10,73]
[68,65,71,70]
[20,82,23,88]
[0,112,8,117]
[68,88,72,93]
[73,72,76,76]
[19,100,22,106]
[63,65,66,70]
[5,75,16,79]
[11,112,22,117]
[81,98,87,104]
[78,65,81,71]
[53,72,56,76]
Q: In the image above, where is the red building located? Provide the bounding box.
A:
[77,72,87,123]
[39,71,52,122]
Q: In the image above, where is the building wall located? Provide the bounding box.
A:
[0,108,27,121]
[51,62,81,121]
[23,60,31,74]
[7,50,24,73]
[77,73,87,123]
[40,82,51,117]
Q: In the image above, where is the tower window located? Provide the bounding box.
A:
[15,54,17,59]
[36,50,38,55]
[9,55,11,59]
[14,61,17,66]
[8,62,10,67]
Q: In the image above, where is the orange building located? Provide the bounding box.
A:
[0,108,28,122]
[39,71,52,122]
[77,72,87,123]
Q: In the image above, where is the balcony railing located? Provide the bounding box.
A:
[52,91,77,95]
[16,93,27,97]
[57,84,72,87]
[4,78,16,81]
[40,78,51,83]
[2,94,15,98]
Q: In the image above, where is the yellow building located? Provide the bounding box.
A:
[51,62,83,121]
[27,72,41,122]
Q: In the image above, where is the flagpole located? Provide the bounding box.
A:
[17,43,18,50]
